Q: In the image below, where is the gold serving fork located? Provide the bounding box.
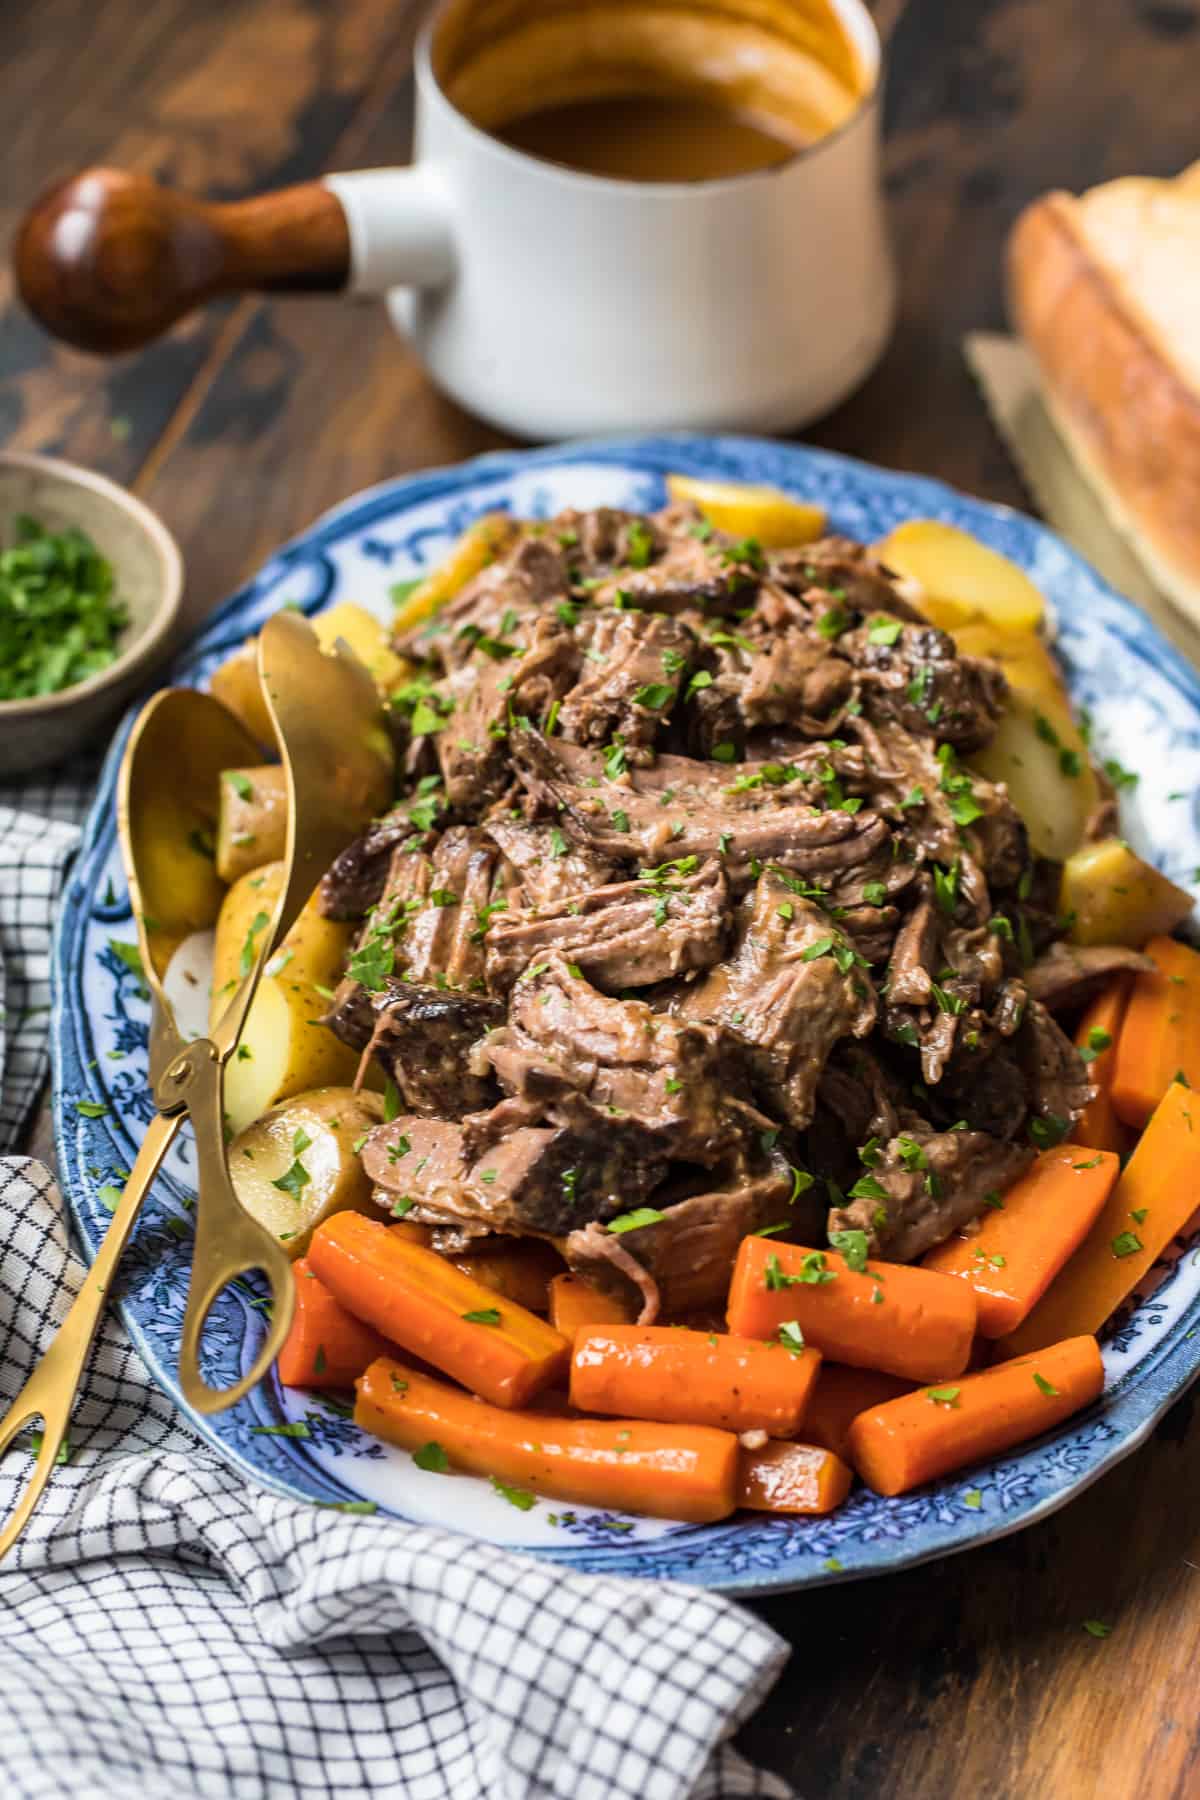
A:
[0,610,393,1557]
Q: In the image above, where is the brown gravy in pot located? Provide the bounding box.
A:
[492,92,807,182]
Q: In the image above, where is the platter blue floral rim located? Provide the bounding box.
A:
[51,432,1200,1596]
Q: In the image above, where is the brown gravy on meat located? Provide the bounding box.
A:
[493,93,805,183]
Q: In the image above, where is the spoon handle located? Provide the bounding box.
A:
[0,1110,178,1562]
[15,168,350,355]
[174,1041,295,1415]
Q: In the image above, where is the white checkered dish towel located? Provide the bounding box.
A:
[0,769,795,1800]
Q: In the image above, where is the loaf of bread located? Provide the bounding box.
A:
[1008,161,1200,615]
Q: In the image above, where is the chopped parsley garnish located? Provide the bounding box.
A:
[462,1308,501,1326]
[867,616,903,646]
[608,1207,665,1234]
[625,520,655,568]
[1032,1372,1060,1397]
[828,1228,870,1272]
[1111,1230,1143,1258]
[775,1320,807,1358]
[239,910,271,979]
[413,1441,450,1473]
[226,771,254,801]
[491,1478,536,1511]
[1029,1113,1069,1149]
[926,1387,961,1408]
[633,681,676,711]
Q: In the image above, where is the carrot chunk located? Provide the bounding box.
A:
[1074,977,1135,1154]
[921,1147,1118,1337]
[847,1334,1104,1496]
[549,1273,636,1338]
[570,1325,822,1435]
[737,1440,853,1514]
[1111,937,1200,1128]
[450,1241,563,1314]
[998,1082,1200,1356]
[802,1363,915,1463]
[727,1237,977,1383]
[308,1213,569,1409]
[276,1259,391,1388]
[356,1357,738,1523]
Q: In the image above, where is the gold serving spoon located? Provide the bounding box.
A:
[0,610,393,1557]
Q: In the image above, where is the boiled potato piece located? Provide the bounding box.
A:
[312,601,411,697]
[228,1087,384,1257]
[876,520,1046,634]
[1061,837,1193,948]
[210,861,363,1132]
[216,765,288,884]
[664,473,826,547]
[209,638,276,748]
[968,687,1097,862]
[392,512,520,637]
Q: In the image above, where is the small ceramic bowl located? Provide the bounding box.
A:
[0,451,184,777]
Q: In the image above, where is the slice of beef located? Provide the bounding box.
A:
[361,1114,616,1237]
[485,860,730,993]
[765,537,926,619]
[1015,998,1094,1128]
[588,532,739,616]
[324,979,502,1117]
[471,953,759,1170]
[739,628,854,735]
[850,715,1026,886]
[370,988,502,1116]
[400,826,499,990]
[842,618,1006,753]
[482,818,618,910]
[432,614,579,812]
[564,1157,798,1323]
[511,729,890,886]
[827,1127,1035,1261]
[319,804,439,921]
[1025,942,1154,1012]
[558,611,697,762]
[676,874,876,1129]
[396,534,567,669]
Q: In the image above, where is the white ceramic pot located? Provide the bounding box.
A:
[327,0,894,438]
[17,0,894,440]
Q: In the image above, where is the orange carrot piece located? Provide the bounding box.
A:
[549,1273,635,1338]
[726,1238,977,1383]
[737,1440,853,1514]
[308,1213,569,1409]
[848,1334,1104,1496]
[451,1241,563,1314]
[1074,978,1135,1155]
[356,1357,738,1523]
[803,1363,914,1463]
[921,1147,1118,1337]
[570,1325,822,1435]
[1111,937,1200,1128]
[277,1260,391,1389]
[998,1081,1200,1356]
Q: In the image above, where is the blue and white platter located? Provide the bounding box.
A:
[53,434,1200,1594]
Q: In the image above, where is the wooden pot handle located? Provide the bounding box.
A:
[15,168,351,354]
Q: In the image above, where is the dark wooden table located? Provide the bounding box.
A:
[6,1,1200,1793]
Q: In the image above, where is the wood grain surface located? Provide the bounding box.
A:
[6,1,1200,1794]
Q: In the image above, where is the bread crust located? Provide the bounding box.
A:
[1007,192,1200,596]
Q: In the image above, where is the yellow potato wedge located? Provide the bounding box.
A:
[312,601,412,697]
[210,861,363,1132]
[968,687,1098,863]
[1061,837,1194,948]
[876,520,1046,635]
[228,1086,384,1258]
[209,639,276,748]
[664,473,826,547]
[392,512,520,637]
[215,765,288,884]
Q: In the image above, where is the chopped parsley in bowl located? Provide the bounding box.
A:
[0,515,128,701]
[0,450,182,775]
